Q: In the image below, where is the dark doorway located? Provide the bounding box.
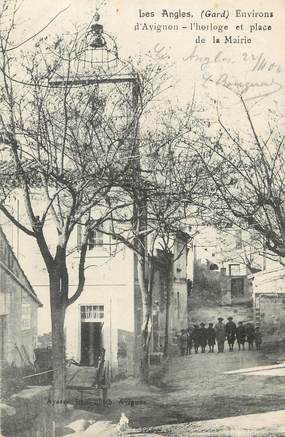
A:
[231,278,244,297]
[80,322,103,366]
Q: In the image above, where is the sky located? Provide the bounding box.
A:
[12,0,285,109]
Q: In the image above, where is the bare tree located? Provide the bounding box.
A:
[0,1,158,405]
[214,228,264,273]
[182,92,285,263]
[0,0,218,392]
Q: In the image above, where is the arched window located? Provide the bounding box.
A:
[209,263,219,271]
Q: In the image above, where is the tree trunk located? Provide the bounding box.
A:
[50,274,66,413]
[163,278,171,357]
[163,288,170,357]
[140,300,152,382]
[136,254,152,382]
[163,256,173,357]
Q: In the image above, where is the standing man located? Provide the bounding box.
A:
[254,326,262,351]
[226,316,237,352]
[236,321,246,350]
[186,327,193,355]
[178,329,188,356]
[207,323,216,353]
[199,323,207,353]
[215,317,226,353]
[192,324,200,354]
[246,323,255,350]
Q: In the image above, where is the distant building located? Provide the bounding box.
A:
[189,226,256,305]
[0,226,42,367]
[187,226,257,325]
[187,226,285,328]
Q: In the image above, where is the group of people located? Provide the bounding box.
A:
[178,317,262,355]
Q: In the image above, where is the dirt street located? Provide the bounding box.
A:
[71,343,285,434]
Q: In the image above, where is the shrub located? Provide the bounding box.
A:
[0,364,31,400]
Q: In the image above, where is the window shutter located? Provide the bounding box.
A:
[97,230,104,246]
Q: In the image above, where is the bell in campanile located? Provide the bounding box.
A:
[89,14,106,49]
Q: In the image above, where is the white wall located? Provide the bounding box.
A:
[64,242,135,370]
[252,268,285,295]
[65,281,133,369]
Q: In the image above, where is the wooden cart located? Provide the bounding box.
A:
[67,349,110,404]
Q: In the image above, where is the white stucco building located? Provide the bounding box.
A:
[1,212,189,377]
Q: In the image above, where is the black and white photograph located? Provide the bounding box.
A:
[0,1,284,436]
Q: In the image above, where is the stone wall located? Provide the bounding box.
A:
[255,294,285,343]
[188,303,253,326]
[1,386,53,437]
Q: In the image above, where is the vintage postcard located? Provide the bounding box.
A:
[0,0,284,436]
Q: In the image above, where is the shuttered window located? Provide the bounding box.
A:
[77,224,104,249]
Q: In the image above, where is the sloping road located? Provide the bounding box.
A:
[65,344,285,436]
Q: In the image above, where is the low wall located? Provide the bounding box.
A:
[188,303,253,326]
[1,386,53,437]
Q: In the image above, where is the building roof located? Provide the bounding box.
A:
[0,225,43,306]
[249,267,285,295]
[248,267,285,281]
